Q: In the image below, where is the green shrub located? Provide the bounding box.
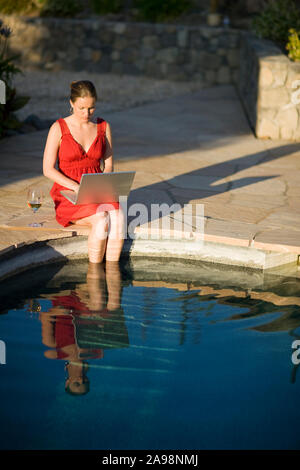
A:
[0,19,30,138]
[133,0,194,22]
[0,0,84,17]
[0,0,37,14]
[39,0,84,17]
[90,0,122,15]
[251,0,300,49]
[286,28,300,62]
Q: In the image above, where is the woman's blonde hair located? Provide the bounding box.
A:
[70,80,97,103]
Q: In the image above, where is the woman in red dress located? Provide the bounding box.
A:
[43,80,124,263]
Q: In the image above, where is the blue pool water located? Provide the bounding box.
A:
[0,259,300,450]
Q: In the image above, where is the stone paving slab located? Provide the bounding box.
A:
[0,213,91,236]
[0,227,74,259]
[253,230,300,253]
[0,84,300,270]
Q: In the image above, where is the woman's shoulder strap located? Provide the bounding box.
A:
[57,118,70,136]
[97,117,107,135]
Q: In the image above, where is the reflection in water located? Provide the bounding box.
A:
[2,267,300,380]
[133,280,300,384]
[27,299,42,315]
[39,262,129,395]
[1,261,300,449]
[1,267,300,389]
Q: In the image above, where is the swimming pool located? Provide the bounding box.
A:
[0,258,300,450]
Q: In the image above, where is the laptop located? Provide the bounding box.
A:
[60,171,136,205]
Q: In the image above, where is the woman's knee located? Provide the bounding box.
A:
[109,208,125,226]
[92,212,109,240]
[108,209,125,238]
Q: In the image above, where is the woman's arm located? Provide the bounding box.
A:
[102,122,113,173]
[43,121,80,191]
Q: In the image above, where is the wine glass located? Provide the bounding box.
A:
[27,187,44,227]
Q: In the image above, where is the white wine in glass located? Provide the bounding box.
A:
[27,187,44,227]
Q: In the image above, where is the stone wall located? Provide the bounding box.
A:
[238,32,300,141]
[3,14,240,85]
[3,14,300,141]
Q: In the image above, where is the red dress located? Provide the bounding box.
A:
[50,117,119,227]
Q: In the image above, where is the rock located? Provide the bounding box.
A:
[217,66,231,84]
[257,118,280,139]
[261,108,277,120]
[177,29,188,48]
[280,126,293,140]
[141,46,155,59]
[143,35,160,49]
[286,66,300,89]
[111,50,120,61]
[113,36,128,51]
[276,107,298,130]
[112,23,126,34]
[273,68,288,87]
[157,48,178,64]
[81,47,92,61]
[205,70,216,85]
[226,49,240,68]
[259,67,273,87]
[91,50,102,63]
[197,52,222,69]
[190,31,204,48]
[259,88,290,108]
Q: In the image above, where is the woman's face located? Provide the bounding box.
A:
[71,95,96,122]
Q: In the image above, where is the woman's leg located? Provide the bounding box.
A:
[85,262,107,310]
[105,261,121,310]
[105,208,125,262]
[72,212,109,263]
[88,212,109,263]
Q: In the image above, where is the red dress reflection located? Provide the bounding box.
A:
[39,263,129,395]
